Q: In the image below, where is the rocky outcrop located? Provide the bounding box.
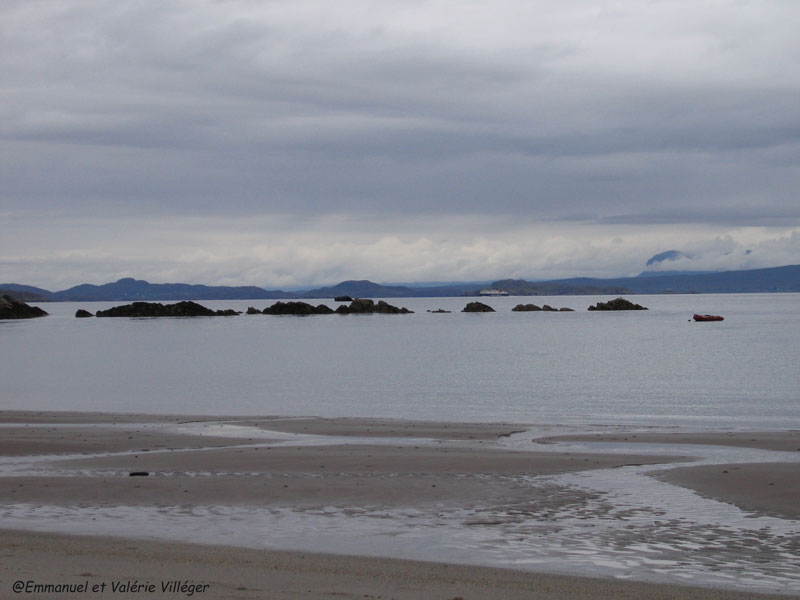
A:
[336,299,413,314]
[262,301,334,315]
[512,304,542,311]
[512,303,574,312]
[75,309,94,318]
[462,302,494,313]
[96,301,241,317]
[588,297,648,311]
[334,295,353,302]
[0,295,48,319]
[246,306,262,315]
[427,309,451,313]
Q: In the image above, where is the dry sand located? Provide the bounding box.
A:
[1,411,798,599]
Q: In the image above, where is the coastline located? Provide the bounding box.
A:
[1,411,799,597]
[3,529,790,600]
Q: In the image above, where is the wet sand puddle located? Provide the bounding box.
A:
[1,422,799,595]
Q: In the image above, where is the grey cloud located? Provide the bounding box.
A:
[2,1,800,286]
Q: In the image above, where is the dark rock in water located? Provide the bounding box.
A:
[263,301,334,315]
[334,295,353,302]
[75,309,94,318]
[246,306,262,315]
[96,301,241,317]
[336,298,412,314]
[513,303,573,312]
[462,302,494,313]
[427,309,451,313]
[588,297,648,311]
[0,294,48,320]
[559,307,575,312]
[128,471,149,477]
[512,304,542,311]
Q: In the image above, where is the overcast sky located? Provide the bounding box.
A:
[2,0,799,289]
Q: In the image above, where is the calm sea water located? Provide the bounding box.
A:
[2,294,799,428]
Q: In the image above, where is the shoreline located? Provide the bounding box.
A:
[2,528,791,600]
[1,411,799,597]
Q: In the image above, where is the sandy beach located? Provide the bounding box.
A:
[1,411,798,599]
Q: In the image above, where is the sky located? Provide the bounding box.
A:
[2,0,799,290]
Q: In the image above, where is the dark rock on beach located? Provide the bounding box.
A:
[462,302,494,313]
[0,295,49,320]
[588,297,648,311]
[96,301,241,317]
[336,299,413,314]
[75,309,94,318]
[263,301,334,315]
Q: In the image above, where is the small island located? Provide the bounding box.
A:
[588,298,648,311]
[95,301,241,317]
[512,304,574,312]
[462,302,494,313]
[261,301,335,315]
[336,299,413,314]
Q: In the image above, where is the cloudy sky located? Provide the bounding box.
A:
[2,0,799,290]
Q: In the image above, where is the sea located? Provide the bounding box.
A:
[2,293,800,594]
[2,293,799,429]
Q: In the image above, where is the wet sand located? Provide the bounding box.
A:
[539,430,800,519]
[655,462,800,521]
[1,411,798,598]
[2,529,790,600]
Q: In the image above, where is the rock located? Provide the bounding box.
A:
[427,309,451,313]
[588,297,648,311]
[541,305,557,312]
[96,301,241,317]
[334,295,353,302]
[128,471,149,477]
[512,304,542,311]
[75,309,94,318]
[462,302,494,313]
[0,295,49,320]
[336,299,412,314]
[559,307,575,312]
[262,301,334,315]
[246,306,262,315]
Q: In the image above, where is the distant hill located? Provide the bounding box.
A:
[0,288,52,302]
[302,279,479,298]
[488,279,630,296]
[5,264,799,302]
[50,278,296,301]
[0,284,54,302]
[545,264,800,294]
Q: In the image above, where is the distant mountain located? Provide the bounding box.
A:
[303,280,417,299]
[645,250,690,266]
[488,279,630,296]
[302,279,478,298]
[547,264,800,294]
[5,264,799,302]
[49,278,294,301]
[0,284,54,302]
